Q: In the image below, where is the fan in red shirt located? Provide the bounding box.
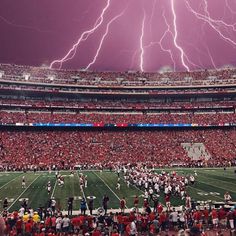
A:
[218,207,227,228]
[128,212,136,222]
[141,214,148,232]
[15,217,23,235]
[193,210,202,224]
[211,209,219,228]
[111,229,119,236]
[143,198,149,209]
[159,212,167,231]
[71,215,81,232]
[149,212,155,222]
[125,223,131,236]
[157,203,163,214]
[92,228,101,236]
[202,208,209,225]
[24,220,33,234]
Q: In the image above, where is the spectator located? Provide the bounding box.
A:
[67,197,73,216]
[102,195,109,215]
[61,215,70,233]
[80,197,87,215]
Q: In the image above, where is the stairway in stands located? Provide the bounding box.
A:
[181,143,211,160]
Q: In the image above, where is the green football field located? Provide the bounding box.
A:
[0,168,235,212]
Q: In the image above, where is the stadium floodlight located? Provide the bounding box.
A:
[137,77,147,81]
[207,76,217,81]
[184,77,193,83]
[158,66,173,73]
[48,75,55,81]
[116,77,124,82]
[23,73,30,81]
[0,71,4,79]
[161,77,169,83]
[95,77,101,82]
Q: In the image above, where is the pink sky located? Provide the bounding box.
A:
[0,0,236,72]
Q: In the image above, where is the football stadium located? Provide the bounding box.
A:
[0,0,236,235]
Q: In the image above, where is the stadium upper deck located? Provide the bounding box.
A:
[0,63,236,87]
[0,64,236,103]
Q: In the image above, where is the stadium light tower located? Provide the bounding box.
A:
[0,71,4,79]
[47,75,55,82]
[23,73,30,81]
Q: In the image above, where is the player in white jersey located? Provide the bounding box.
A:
[22,176,26,188]
[116,182,121,190]
[79,176,84,190]
[154,183,160,193]
[189,175,195,185]
[47,181,51,195]
[84,175,88,188]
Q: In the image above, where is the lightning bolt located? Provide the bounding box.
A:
[205,44,217,70]
[85,10,126,70]
[149,0,157,38]
[49,0,111,69]
[185,0,236,47]
[225,0,236,15]
[170,0,190,71]
[129,49,139,70]
[140,11,146,72]
[203,0,236,32]
[145,10,176,71]
[47,0,236,72]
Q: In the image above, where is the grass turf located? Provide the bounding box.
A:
[0,168,234,212]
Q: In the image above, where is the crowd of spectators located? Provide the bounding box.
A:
[0,129,235,170]
[1,184,235,235]
[1,63,236,88]
[1,206,236,235]
[1,83,235,96]
[0,98,235,111]
[1,110,236,125]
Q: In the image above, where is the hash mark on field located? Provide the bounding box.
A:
[93,171,127,208]
[187,185,223,201]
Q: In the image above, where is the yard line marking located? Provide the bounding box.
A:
[196,179,236,194]
[93,171,128,208]
[197,174,236,186]
[0,173,23,190]
[76,172,88,209]
[7,174,41,211]
[187,185,223,201]
[51,180,57,198]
